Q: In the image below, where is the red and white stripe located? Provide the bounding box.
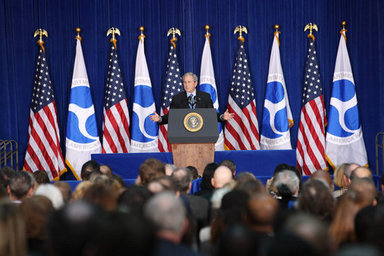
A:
[24,102,66,181]
[224,96,260,150]
[296,95,327,175]
[158,108,171,152]
[102,99,130,153]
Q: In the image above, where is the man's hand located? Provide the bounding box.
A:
[222,109,234,121]
[149,111,161,122]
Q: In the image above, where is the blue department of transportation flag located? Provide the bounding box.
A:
[130,34,158,152]
[199,33,224,151]
[260,31,293,149]
[325,29,368,168]
[65,38,101,180]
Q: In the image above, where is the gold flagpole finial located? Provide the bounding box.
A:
[204,25,211,43]
[75,27,82,41]
[107,27,121,49]
[167,27,181,48]
[234,25,248,43]
[340,21,347,42]
[304,23,318,41]
[274,25,281,46]
[138,26,145,42]
[33,28,48,52]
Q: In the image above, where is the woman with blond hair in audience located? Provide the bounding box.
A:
[329,178,377,250]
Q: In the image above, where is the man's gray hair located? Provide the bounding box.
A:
[144,192,186,233]
[183,72,198,82]
[273,170,300,195]
[171,167,192,193]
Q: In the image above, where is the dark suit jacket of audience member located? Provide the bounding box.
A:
[159,90,220,125]
[154,239,203,256]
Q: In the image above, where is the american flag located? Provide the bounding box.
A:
[224,42,260,150]
[296,36,327,175]
[158,43,183,152]
[23,47,66,181]
[102,43,130,153]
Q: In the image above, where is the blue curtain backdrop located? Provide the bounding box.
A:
[1,0,383,175]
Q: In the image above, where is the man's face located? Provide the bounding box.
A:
[183,75,197,93]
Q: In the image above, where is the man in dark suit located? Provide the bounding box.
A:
[150,72,234,124]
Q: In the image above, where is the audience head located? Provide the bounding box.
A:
[53,181,72,204]
[7,171,35,201]
[200,162,218,191]
[35,184,64,209]
[296,179,335,222]
[32,170,50,184]
[118,185,153,214]
[82,181,120,211]
[46,201,108,256]
[212,165,234,189]
[0,167,16,190]
[273,163,302,191]
[171,167,193,194]
[333,164,348,188]
[138,158,165,185]
[234,176,265,196]
[0,200,27,256]
[350,166,373,181]
[343,163,360,186]
[272,170,300,198]
[81,160,100,181]
[186,165,199,180]
[217,224,258,256]
[284,213,331,256]
[219,159,236,176]
[164,164,176,176]
[354,205,376,243]
[72,180,93,201]
[146,176,177,194]
[311,170,334,191]
[99,164,113,177]
[144,192,187,243]
[21,195,54,241]
[244,193,278,233]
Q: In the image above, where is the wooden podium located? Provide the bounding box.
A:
[168,108,219,175]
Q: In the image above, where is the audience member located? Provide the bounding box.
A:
[296,179,335,223]
[53,181,73,204]
[165,164,177,176]
[219,159,236,177]
[21,195,54,256]
[284,213,331,256]
[172,167,210,233]
[80,160,100,181]
[216,223,259,256]
[32,170,50,185]
[72,181,93,201]
[99,164,113,177]
[147,176,177,194]
[137,158,165,185]
[333,164,349,198]
[211,165,234,189]
[234,173,265,195]
[118,185,153,214]
[329,178,377,248]
[186,166,199,180]
[311,170,334,191]
[35,184,64,209]
[0,200,27,256]
[82,181,120,211]
[144,192,202,256]
[195,162,218,197]
[270,170,300,209]
[350,166,373,180]
[7,171,35,202]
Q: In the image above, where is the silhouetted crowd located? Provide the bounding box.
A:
[0,160,383,256]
